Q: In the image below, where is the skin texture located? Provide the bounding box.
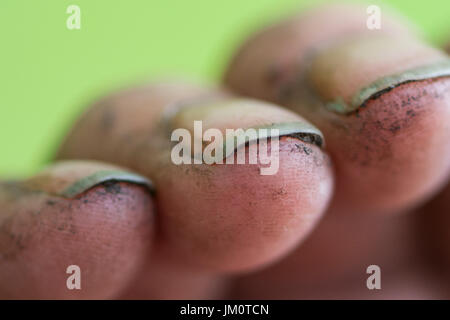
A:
[228,204,450,299]
[219,3,450,299]
[420,182,450,278]
[224,3,450,216]
[0,161,154,299]
[56,83,334,275]
[223,3,417,104]
[414,150,450,297]
[1,5,450,300]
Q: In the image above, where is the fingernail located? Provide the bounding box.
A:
[22,161,154,198]
[167,97,325,162]
[308,36,450,114]
[350,59,450,112]
[60,170,154,198]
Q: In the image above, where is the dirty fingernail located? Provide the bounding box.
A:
[22,161,154,198]
[167,98,325,162]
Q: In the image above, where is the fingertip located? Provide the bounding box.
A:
[157,135,333,273]
[0,161,155,299]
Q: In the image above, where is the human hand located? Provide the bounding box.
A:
[1,3,449,299]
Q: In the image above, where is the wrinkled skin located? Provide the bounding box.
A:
[1,4,450,299]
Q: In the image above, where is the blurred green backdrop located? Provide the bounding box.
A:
[1,0,449,177]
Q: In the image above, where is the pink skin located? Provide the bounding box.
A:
[120,252,228,299]
[2,86,450,299]
[223,3,417,103]
[297,78,450,216]
[1,7,450,300]
[420,182,450,278]
[113,136,335,299]
[221,4,450,299]
[51,83,335,298]
[0,180,154,299]
[225,40,450,215]
[151,138,332,272]
[224,4,450,217]
[228,203,450,299]
[221,77,450,298]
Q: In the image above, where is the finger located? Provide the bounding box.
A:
[0,161,154,299]
[56,82,334,273]
[118,251,228,299]
[224,2,450,216]
[420,182,450,276]
[229,210,436,299]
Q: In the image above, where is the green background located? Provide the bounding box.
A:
[1,0,449,177]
